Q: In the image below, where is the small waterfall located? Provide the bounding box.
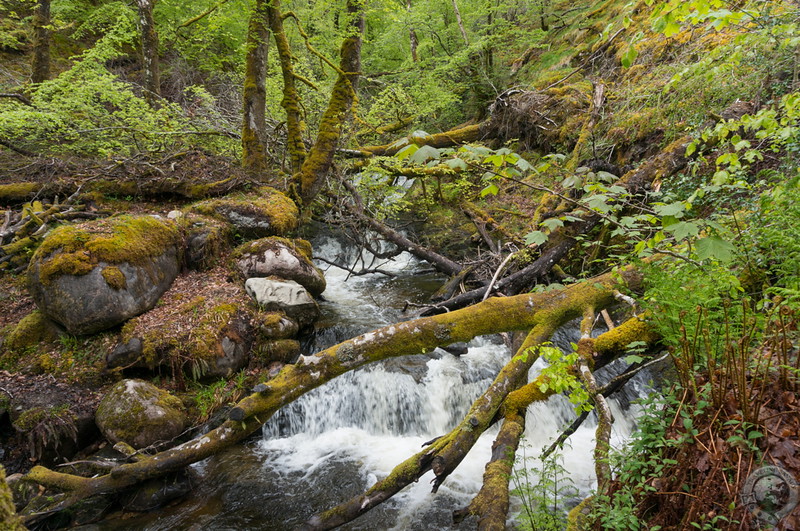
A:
[256,235,651,528]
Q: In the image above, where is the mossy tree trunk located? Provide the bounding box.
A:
[267,0,307,174]
[242,0,270,173]
[20,266,649,526]
[31,0,51,84]
[135,0,161,104]
[294,0,364,207]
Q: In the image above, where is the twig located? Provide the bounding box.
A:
[482,252,516,301]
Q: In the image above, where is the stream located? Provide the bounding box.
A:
[85,234,652,530]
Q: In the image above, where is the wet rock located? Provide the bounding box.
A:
[257,312,299,340]
[27,216,181,335]
[442,342,469,356]
[245,278,320,328]
[123,471,194,512]
[189,187,299,239]
[234,237,325,296]
[95,380,188,449]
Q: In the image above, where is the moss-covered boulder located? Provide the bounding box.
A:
[95,379,188,449]
[233,237,326,297]
[245,278,320,328]
[116,269,256,379]
[257,311,300,340]
[253,339,301,364]
[189,187,299,239]
[180,214,231,271]
[26,216,181,335]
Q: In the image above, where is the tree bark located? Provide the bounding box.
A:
[452,0,469,45]
[135,0,161,104]
[267,0,307,173]
[407,0,419,62]
[295,0,364,206]
[242,0,270,173]
[31,0,51,84]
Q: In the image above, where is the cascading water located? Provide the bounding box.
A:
[84,233,653,530]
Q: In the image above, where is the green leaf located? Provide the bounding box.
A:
[695,235,736,263]
[444,157,467,170]
[409,145,441,164]
[524,231,548,246]
[561,174,583,188]
[654,202,686,217]
[395,143,418,160]
[540,218,564,232]
[664,221,700,241]
[624,354,644,364]
[480,183,499,197]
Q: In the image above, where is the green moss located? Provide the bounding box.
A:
[5,310,61,350]
[0,182,40,201]
[0,465,25,531]
[101,266,127,290]
[31,215,179,286]
[190,187,299,237]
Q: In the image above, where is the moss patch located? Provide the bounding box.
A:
[5,310,61,350]
[30,215,180,286]
[0,182,40,202]
[190,187,299,238]
[101,266,127,290]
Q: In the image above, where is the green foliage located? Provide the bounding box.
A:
[0,18,237,157]
[512,443,578,531]
[535,344,591,414]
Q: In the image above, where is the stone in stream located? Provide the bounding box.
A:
[233,237,326,297]
[245,277,320,328]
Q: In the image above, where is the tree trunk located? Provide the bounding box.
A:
[267,0,307,173]
[242,0,270,173]
[135,0,161,104]
[31,0,51,84]
[295,0,364,206]
[452,0,469,45]
[407,0,419,62]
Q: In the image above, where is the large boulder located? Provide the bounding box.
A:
[189,187,299,239]
[95,379,188,449]
[245,278,320,328]
[233,237,325,297]
[113,268,256,380]
[27,216,181,335]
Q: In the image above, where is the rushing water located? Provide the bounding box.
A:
[84,234,651,530]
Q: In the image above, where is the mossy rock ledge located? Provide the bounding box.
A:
[95,379,188,450]
[26,216,181,335]
[189,187,299,239]
[233,237,326,297]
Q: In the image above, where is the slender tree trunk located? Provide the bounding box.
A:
[295,0,364,206]
[135,0,161,104]
[31,0,51,84]
[242,0,270,173]
[267,0,307,173]
[452,0,469,45]
[407,0,419,62]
